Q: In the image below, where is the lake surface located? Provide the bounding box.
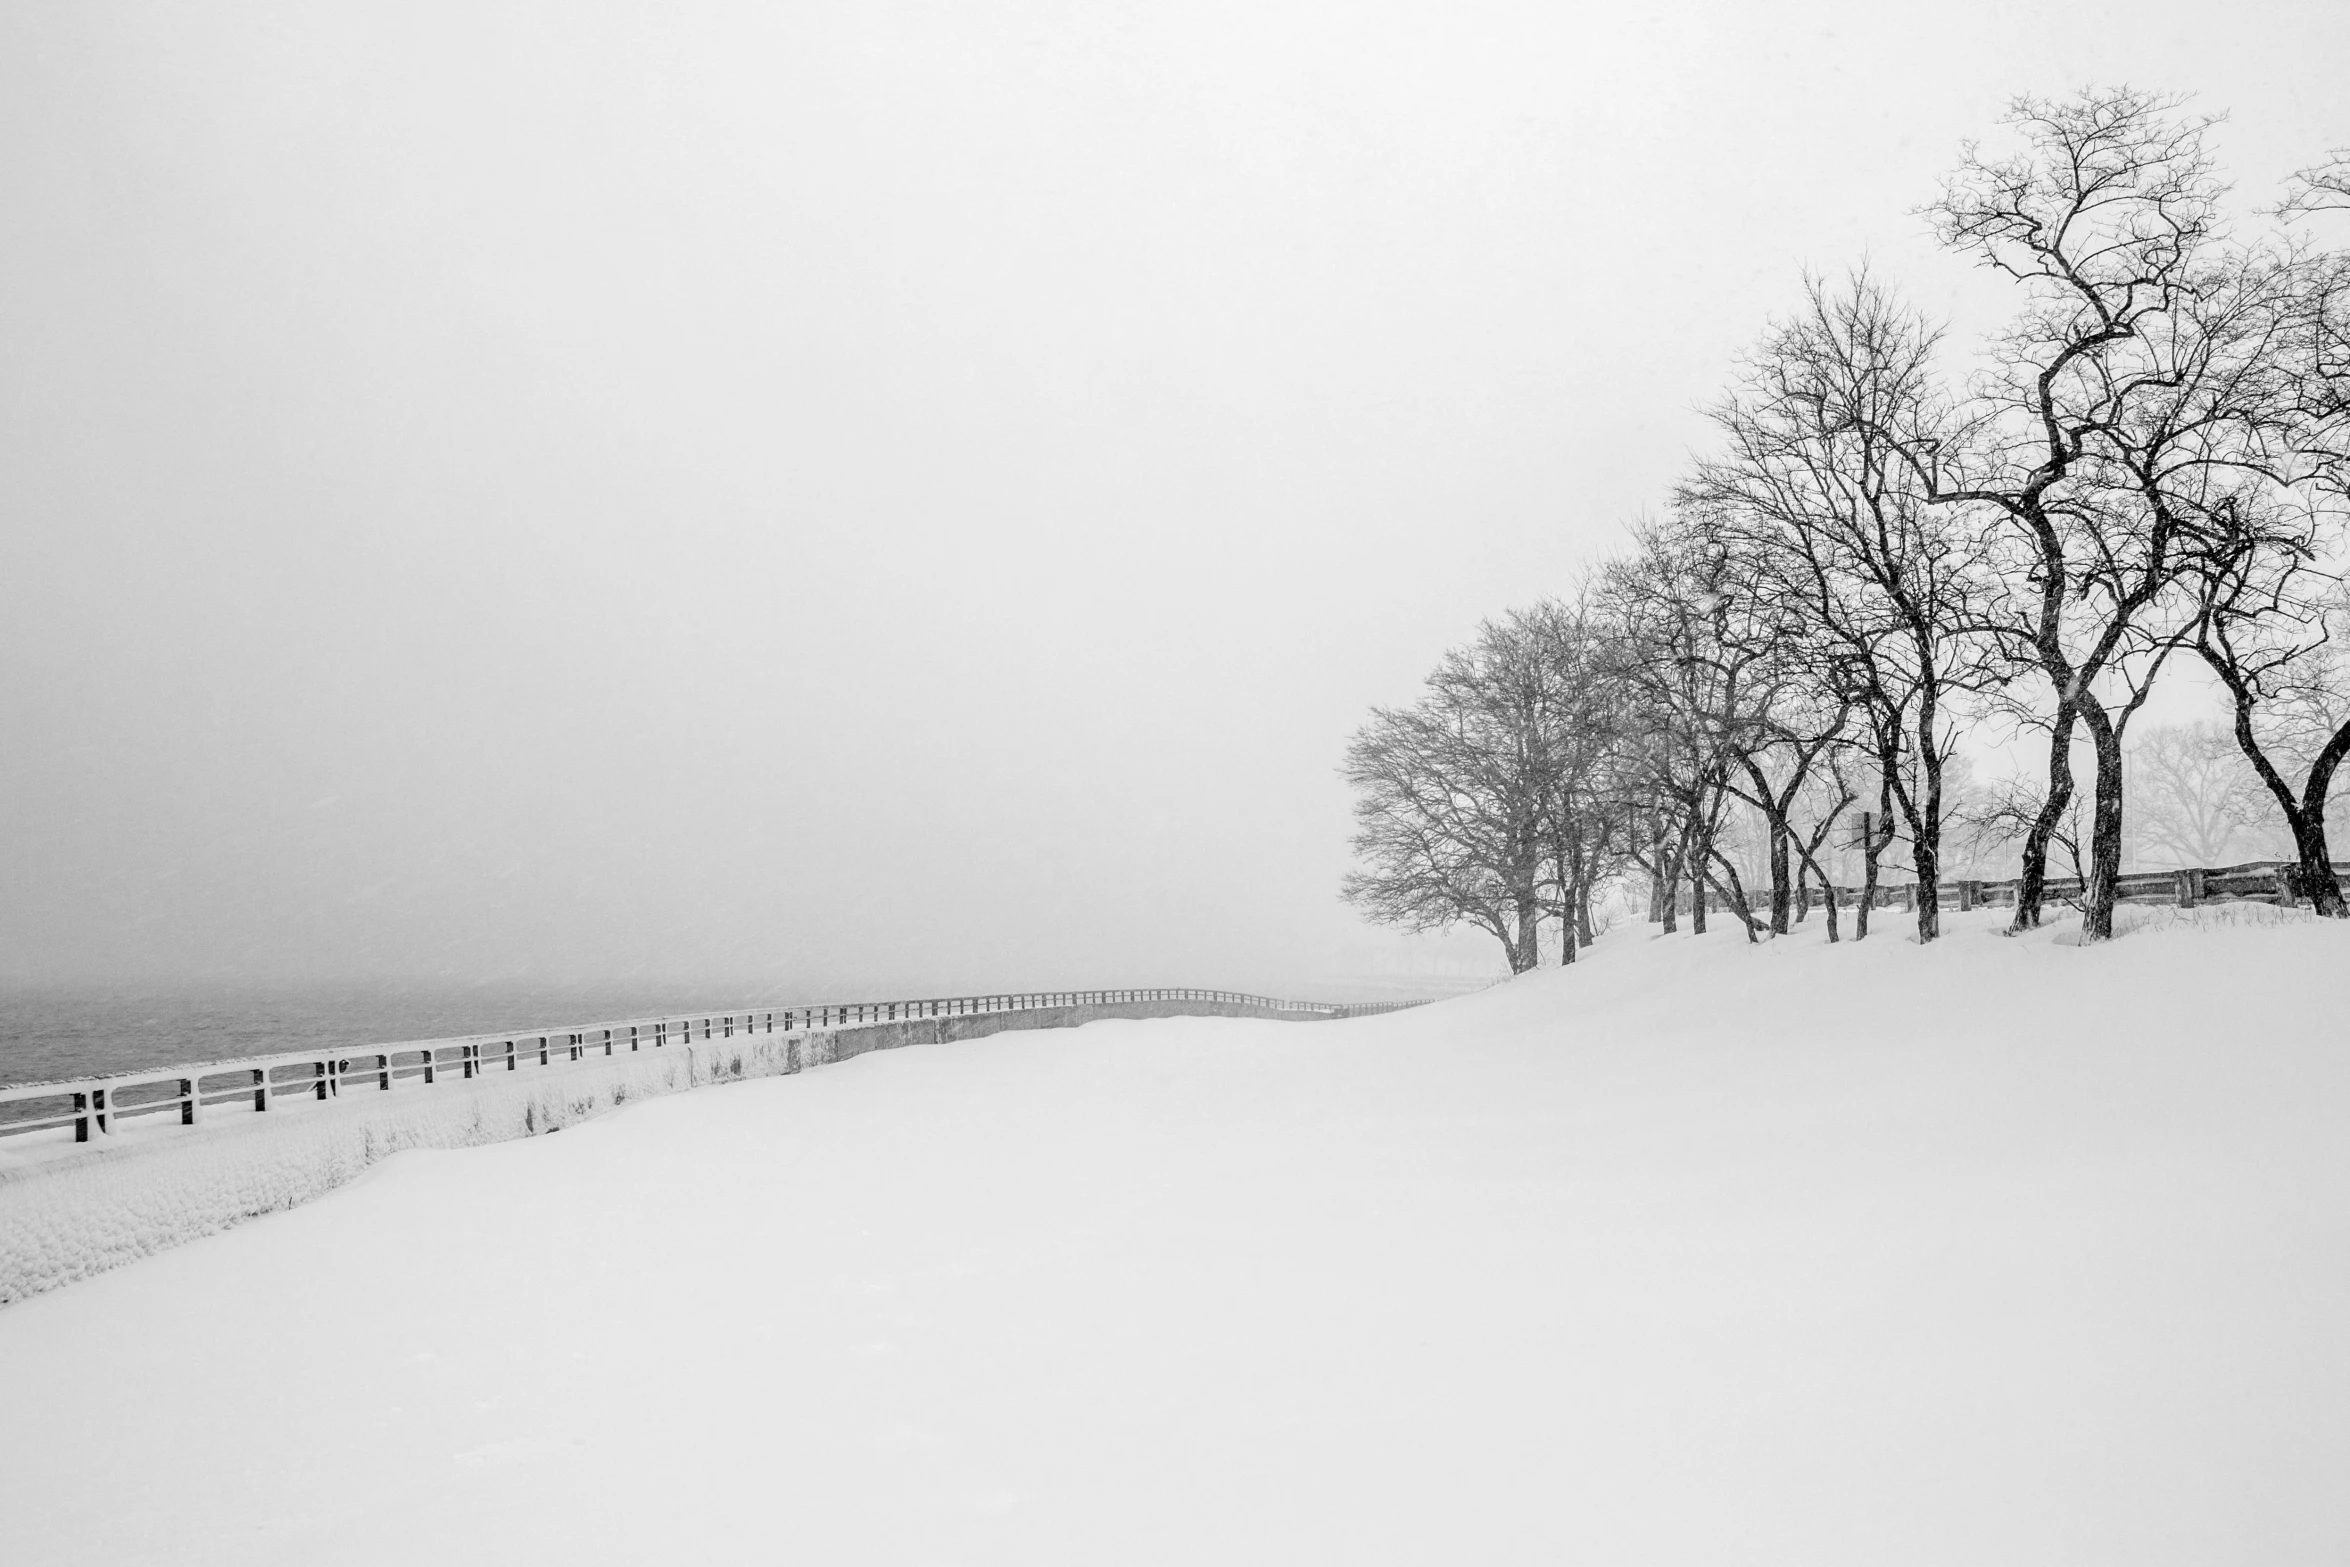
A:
[0,981,835,1088]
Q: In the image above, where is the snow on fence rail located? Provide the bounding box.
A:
[1680,858,2349,916]
[0,987,1424,1146]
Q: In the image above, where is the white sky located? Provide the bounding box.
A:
[3,0,2345,992]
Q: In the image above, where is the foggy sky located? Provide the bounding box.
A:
[4,1,2346,994]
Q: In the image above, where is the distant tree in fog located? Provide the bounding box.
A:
[1515,598,1628,965]
[2124,723,2268,868]
[1599,514,1807,944]
[1341,615,1561,973]
[1342,603,1633,972]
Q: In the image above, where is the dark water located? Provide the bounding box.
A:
[0,981,835,1089]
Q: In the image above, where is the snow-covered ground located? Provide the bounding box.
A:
[2,907,2346,1564]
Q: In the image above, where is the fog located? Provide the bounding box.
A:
[3,1,2344,997]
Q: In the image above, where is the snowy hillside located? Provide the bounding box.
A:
[2,909,2346,1565]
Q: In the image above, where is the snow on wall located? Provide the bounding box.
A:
[0,998,1295,1306]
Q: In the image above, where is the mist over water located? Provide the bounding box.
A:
[5,3,2344,1078]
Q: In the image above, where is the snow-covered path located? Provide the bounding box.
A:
[3,911,2347,1564]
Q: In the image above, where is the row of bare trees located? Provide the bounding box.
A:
[1344,89,2350,969]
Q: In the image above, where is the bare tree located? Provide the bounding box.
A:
[1897,89,2275,939]
[2278,151,2350,223]
[1683,272,1992,941]
[2190,547,2350,913]
[2176,189,2350,911]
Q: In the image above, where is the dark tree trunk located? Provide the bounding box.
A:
[1656,831,1683,935]
[1706,853,1763,943]
[1511,886,1543,972]
[1909,685,1945,943]
[2288,810,2345,918]
[2206,645,2350,920]
[2079,702,2125,942]
[1857,768,1896,941]
[1793,837,1841,943]
[1643,809,1670,925]
[1768,816,1792,935]
[2011,703,2077,932]
[1555,817,1587,964]
[1911,829,1942,940]
[1735,756,1800,936]
[1856,813,1879,941]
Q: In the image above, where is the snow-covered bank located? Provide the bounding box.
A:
[0,1030,800,1306]
[0,997,1305,1305]
[1,910,2346,1564]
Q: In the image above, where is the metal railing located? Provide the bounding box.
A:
[0,987,1428,1146]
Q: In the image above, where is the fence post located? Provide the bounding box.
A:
[253,1067,270,1111]
[2176,868,2201,908]
[180,1075,200,1124]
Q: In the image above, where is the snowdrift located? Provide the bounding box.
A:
[2,998,1276,1305]
[0,908,2345,1564]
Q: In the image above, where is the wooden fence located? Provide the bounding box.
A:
[0,987,1425,1147]
[1678,858,2349,916]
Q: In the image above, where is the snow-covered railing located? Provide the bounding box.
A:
[1682,859,2350,916]
[0,987,1427,1145]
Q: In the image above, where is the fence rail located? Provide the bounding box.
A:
[1673,859,2350,920]
[0,987,1426,1146]
[1679,858,2350,916]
